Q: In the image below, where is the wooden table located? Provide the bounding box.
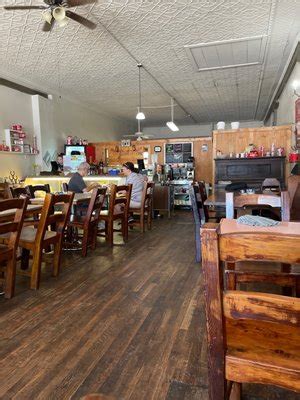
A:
[30,192,92,205]
[204,190,226,207]
[0,204,43,223]
[220,218,300,235]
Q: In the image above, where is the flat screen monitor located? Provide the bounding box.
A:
[64,145,85,156]
[63,154,86,173]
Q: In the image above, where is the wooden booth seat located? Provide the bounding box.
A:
[201,220,300,399]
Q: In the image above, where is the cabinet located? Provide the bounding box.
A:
[215,157,286,187]
[153,184,174,217]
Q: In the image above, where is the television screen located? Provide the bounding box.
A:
[64,145,85,156]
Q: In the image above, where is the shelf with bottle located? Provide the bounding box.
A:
[3,128,39,154]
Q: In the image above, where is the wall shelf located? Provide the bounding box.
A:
[0,151,36,155]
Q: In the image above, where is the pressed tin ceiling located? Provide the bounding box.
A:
[0,0,300,126]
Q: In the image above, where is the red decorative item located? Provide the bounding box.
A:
[86,145,96,163]
[289,153,299,162]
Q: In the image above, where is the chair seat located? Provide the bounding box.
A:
[19,226,58,244]
[100,210,123,217]
[226,319,300,391]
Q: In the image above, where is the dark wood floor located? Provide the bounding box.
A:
[0,211,299,400]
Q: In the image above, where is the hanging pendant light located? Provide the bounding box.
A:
[136,64,145,120]
[166,98,179,131]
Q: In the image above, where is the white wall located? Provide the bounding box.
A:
[276,62,300,126]
[0,85,133,177]
[33,95,134,170]
[0,86,36,178]
[143,120,263,139]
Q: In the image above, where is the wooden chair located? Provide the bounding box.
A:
[189,185,205,262]
[97,184,132,247]
[225,191,290,221]
[67,188,107,256]
[10,186,30,198]
[225,191,299,295]
[288,175,300,221]
[197,181,221,222]
[0,198,28,298]
[62,182,69,192]
[201,220,300,400]
[18,192,74,290]
[0,182,10,200]
[129,182,154,232]
[27,184,51,198]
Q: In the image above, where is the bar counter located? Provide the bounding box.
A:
[24,175,125,193]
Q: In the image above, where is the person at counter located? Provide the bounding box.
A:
[68,162,99,193]
[122,162,146,208]
[51,154,64,174]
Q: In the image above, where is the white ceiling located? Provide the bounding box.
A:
[0,0,300,127]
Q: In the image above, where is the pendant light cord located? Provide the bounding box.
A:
[138,64,142,110]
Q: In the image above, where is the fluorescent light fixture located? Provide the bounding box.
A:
[166,121,179,132]
[166,98,179,132]
[136,107,145,120]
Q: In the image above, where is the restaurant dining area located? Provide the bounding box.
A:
[1,1,300,399]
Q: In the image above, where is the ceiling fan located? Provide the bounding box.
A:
[124,120,154,141]
[3,0,97,32]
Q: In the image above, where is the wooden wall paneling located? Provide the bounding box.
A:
[212,125,293,184]
[193,138,213,184]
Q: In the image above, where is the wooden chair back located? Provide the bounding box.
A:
[201,220,300,398]
[0,198,28,252]
[84,187,107,228]
[108,184,132,216]
[142,182,154,210]
[0,198,28,297]
[189,185,205,262]
[197,181,209,222]
[0,182,10,199]
[10,186,30,198]
[27,184,51,198]
[62,182,69,192]
[226,191,290,221]
[36,193,74,243]
[288,175,300,221]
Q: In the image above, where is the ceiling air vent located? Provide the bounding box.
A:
[184,35,267,72]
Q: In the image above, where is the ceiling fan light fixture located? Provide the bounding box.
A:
[166,121,179,132]
[42,10,52,24]
[136,108,145,120]
[58,17,68,27]
[53,6,66,22]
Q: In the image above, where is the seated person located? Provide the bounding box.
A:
[51,154,64,174]
[122,162,146,208]
[68,162,99,193]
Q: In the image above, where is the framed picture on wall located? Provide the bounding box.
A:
[154,146,161,152]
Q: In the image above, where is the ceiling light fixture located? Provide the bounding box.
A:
[136,64,145,120]
[166,98,179,131]
[42,9,52,25]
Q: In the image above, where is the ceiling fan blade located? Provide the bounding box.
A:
[66,0,97,7]
[42,18,55,32]
[65,10,96,29]
[4,5,47,10]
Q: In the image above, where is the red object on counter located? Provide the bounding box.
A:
[248,150,259,158]
[86,145,96,163]
[289,153,299,162]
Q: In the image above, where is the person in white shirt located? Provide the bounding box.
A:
[122,162,147,208]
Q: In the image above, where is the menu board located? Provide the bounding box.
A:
[165,142,192,164]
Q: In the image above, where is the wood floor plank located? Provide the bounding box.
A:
[0,212,299,400]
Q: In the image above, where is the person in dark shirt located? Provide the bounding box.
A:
[68,162,99,193]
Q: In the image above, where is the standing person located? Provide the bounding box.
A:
[122,162,146,208]
[68,162,98,193]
